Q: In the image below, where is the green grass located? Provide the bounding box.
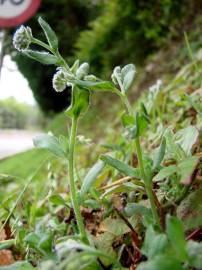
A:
[0,113,67,180]
[0,149,49,179]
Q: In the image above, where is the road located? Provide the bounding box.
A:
[0,129,40,159]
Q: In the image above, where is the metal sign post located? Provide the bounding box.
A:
[0,29,7,79]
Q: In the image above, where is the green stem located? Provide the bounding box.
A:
[135,137,160,228]
[68,117,89,244]
[121,93,160,228]
[32,38,53,52]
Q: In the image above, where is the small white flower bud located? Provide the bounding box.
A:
[52,68,69,92]
[76,62,89,79]
[13,25,32,51]
[84,75,97,81]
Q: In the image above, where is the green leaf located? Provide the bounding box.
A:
[175,126,199,156]
[94,232,116,266]
[153,165,177,182]
[72,80,120,95]
[102,217,130,236]
[49,194,67,206]
[66,86,90,118]
[70,59,80,74]
[24,232,40,248]
[38,231,53,255]
[177,188,202,230]
[0,239,15,250]
[121,64,136,92]
[38,17,58,50]
[0,262,35,270]
[100,155,140,178]
[137,255,185,270]
[166,215,187,261]
[141,226,169,259]
[164,128,186,161]
[58,135,69,154]
[124,203,153,226]
[24,50,58,65]
[187,240,202,269]
[56,240,116,263]
[178,156,198,183]
[121,113,135,127]
[152,137,166,170]
[80,160,105,198]
[33,134,66,158]
[134,112,148,138]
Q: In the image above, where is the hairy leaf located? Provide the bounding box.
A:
[38,17,58,51]
[152,137,166,170]
[166,215,187,260]
[24,50,58,65]
[80,160,105,198]
[121,64,136,92]
[153,165,177,182]
[33,134,66,158]
[100,155,140,178]
[66,86,90,118]
[137,255,185,270]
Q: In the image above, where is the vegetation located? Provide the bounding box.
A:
[7,0,201,113]
[0,98,44,130]
[0,17,201,270]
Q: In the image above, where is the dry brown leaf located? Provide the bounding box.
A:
[0,250,14,266]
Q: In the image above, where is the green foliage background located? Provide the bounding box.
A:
[0,98,43,129]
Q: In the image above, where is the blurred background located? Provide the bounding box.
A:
[0,0,201,159]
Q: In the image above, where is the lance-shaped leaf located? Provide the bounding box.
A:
[0,261,35,270]
[153,165,177,182]
[100,155,140,178]
[166,215,188,261]
[38,17,58,51]
[152,137,166,170]
[66,86,90,118]
[80,160,105,198]
[56,239,116,263]
[33,134,66,158]
[24,50,58,65]
[71,79,121,95]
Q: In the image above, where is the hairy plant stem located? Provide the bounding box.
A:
[135,137,160,228]
[68,117,89,244]
[121,93,161,228]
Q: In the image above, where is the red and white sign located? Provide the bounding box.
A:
[0,0,41,27]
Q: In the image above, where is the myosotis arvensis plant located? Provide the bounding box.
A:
[13,18,160,244]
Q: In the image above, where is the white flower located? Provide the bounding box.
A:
[52,68,74,92]
[13,26,32,51]
[149,79,162,95]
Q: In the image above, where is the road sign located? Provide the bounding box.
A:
[0,0,41,27]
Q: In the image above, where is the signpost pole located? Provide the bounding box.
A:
[0,28,7,80]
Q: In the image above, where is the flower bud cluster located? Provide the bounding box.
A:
[13,26,32,51]
[52,68,74,92]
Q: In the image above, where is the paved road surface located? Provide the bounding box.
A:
[0,129,40,159]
